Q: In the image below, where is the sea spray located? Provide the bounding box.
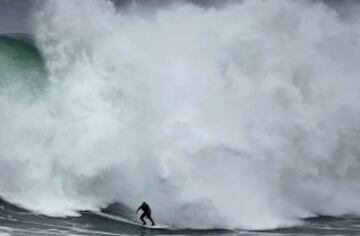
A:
[0,0,360,229]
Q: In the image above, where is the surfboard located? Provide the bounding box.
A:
[95,212,173,230]
[139,223,172,229]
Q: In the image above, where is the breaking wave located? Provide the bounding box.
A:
[1,0,360,230]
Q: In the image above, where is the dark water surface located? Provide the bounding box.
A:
[0,198,359,236]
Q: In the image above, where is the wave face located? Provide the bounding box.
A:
[1,0,360,230]
[0,34,46,93]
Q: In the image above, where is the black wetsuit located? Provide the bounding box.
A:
[137,203,155,226]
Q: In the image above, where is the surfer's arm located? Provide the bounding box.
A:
[136,206,141,213]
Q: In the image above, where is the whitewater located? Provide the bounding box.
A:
[1,0,360,233]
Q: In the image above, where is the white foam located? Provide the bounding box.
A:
[1,0,360,230]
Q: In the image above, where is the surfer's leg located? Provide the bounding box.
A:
[147,215,155,226]
[140,213,147,225]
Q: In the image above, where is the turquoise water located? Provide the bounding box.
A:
[0,34,46,95]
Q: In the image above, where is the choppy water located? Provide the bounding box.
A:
[0,198,359,236]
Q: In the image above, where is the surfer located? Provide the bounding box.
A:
[136,202,155,226]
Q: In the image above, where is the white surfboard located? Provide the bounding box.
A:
[139,223,172,229]
[95,212,172,230]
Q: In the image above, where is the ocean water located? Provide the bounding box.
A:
[1,0,360,235]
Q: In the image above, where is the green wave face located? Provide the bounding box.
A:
[0,34,47,95]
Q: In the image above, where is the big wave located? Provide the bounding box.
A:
[0,0,360,230]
